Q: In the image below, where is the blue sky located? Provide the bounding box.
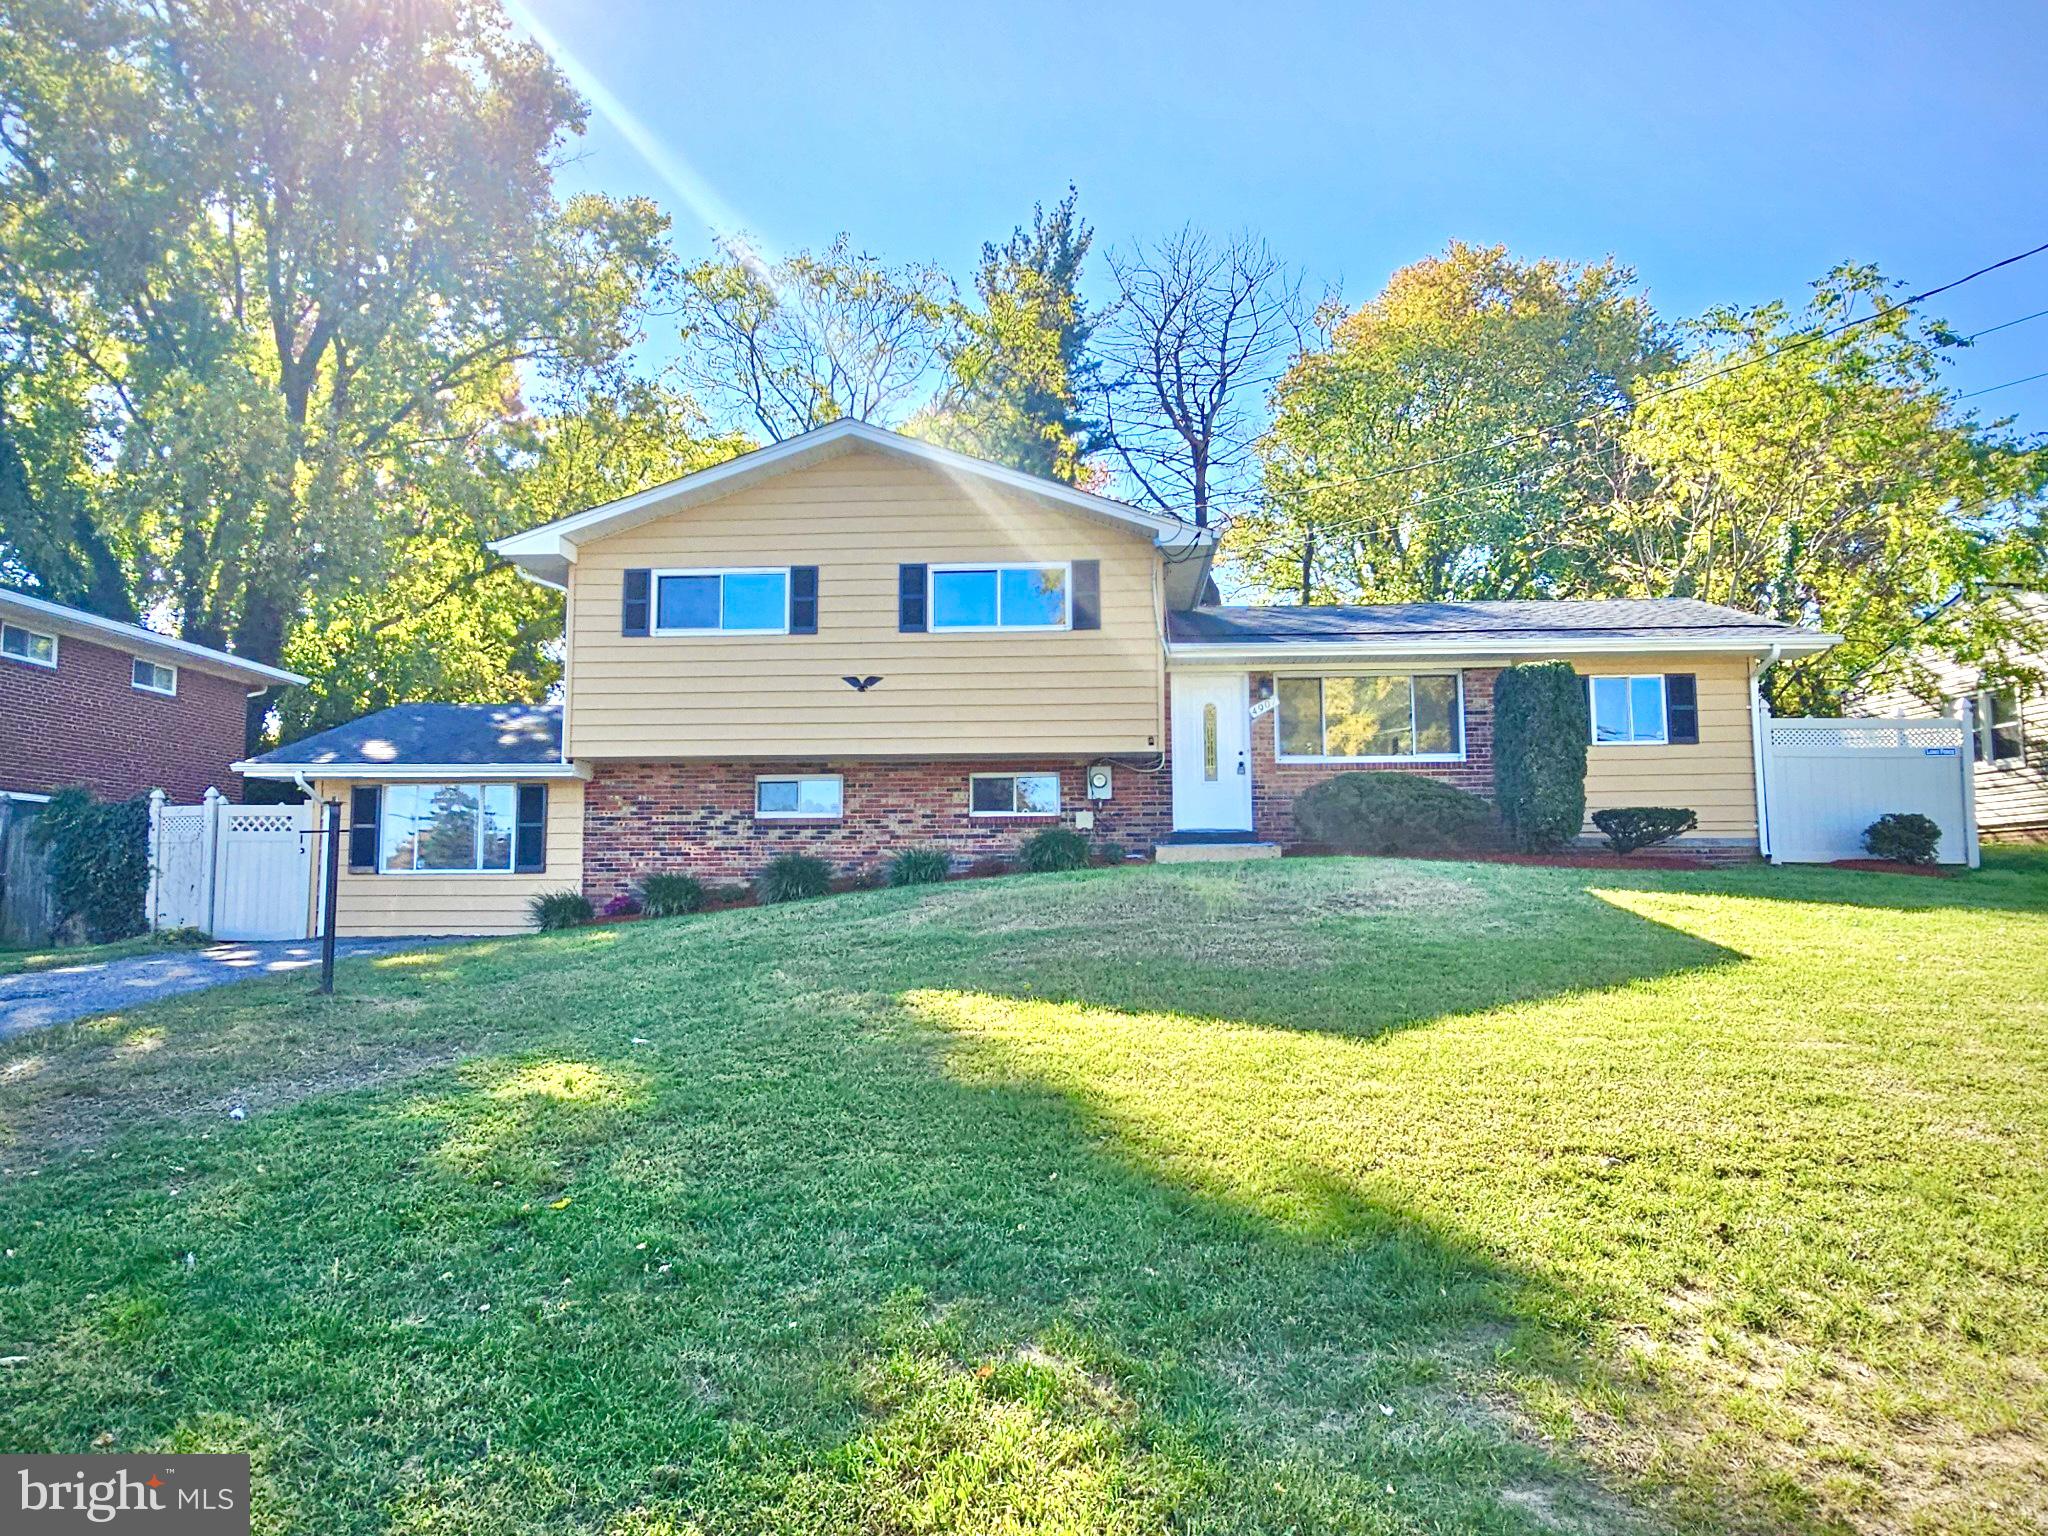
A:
[515,0,2048,436]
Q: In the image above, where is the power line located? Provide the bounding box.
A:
[1964,307,2048,342]
[1958,367,2048,400]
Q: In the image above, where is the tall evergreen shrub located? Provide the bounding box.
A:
[30,790,150,942]
[1491,663,1589,851]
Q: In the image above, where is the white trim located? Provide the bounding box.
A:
[1,622,58,669]
[0,588,304,685]
[1587,673,1668,746]
[1166,632,1841,665]
[649,566,792,637]
[1973,686,2025,767]
[1272,671,1469,765]
[1,790,52,804]
[928,561,1073,632]
[754,772,845,819]
[375,780,520,876]
[489,419,1211,587]
[131,656,178,696]
[967,770,1064,817]
[235,760,589,782]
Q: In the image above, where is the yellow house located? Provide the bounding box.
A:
[237,420,1838,934]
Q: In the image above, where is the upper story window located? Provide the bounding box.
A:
[1589,675,1667,744]
[1975,688,2024,765]
[1,623,57,668]
[132,658,177,695]
[380,783,517,874]
[1275,674,1464,762]
[654,568,790,634]
[930,563,1070,631]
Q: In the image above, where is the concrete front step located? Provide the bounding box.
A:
[1153,841,1283,864]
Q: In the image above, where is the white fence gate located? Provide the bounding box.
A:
[1763,715,1979,866]
[148,789,315,941]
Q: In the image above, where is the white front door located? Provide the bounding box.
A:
[1171,673,1253,831]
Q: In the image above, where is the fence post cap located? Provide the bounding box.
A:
[148,788,167,807]
[202,786,224,804]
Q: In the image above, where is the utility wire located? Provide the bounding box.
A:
[1958,368,2048,400]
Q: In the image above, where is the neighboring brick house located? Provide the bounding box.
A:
[0,588,303,805]
[237,420,1838,935]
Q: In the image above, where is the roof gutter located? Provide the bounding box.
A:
[235,761,590,783]
[1165,632,1843,665]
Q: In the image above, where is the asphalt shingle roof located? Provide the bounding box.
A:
[245,704,563,769]
[1167,598,1807,646]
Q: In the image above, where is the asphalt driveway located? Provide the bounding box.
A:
[0,938,461,1037]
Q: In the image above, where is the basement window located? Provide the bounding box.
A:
[756,775,843,818]
[969,772,1061,816]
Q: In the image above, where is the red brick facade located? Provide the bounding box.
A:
[0,631,249,803]
[583,757,1173,900]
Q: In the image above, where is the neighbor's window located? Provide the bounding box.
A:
[1589,675,1667,744]
[970,772,1061,816]
[1975,688,2024,765]
[756,775,844,818]
[1275,674,1463,760]
[379,784,517,873]
[653,568,790,634]
[930,564,1069,630]
[131,658,177,695]
[1,623,57,668]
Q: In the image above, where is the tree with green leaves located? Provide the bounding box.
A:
[1244,243,1669,602]
[1603,265,2048,712]
[0,0,667,742]
[914,190,1097,481]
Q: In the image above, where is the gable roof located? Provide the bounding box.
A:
[236,703,580,780]
[1167,598,1840,658]
[0,587,305,687]
[489,418,1214,589]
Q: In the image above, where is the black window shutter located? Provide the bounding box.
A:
[348,786,380,872]
[1579,673,1592,741]
[1665,673,1699,744]
[1071,560,1101,630]
[622,569,651,636]
[515,785,548,872]
[790,565,819,634]
[898,563,927,632]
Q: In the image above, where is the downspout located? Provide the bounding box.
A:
[293,772,325,939]
[1750,646,1782,861]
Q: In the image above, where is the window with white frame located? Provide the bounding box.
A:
[1,623,57,668]
[652,568,790,634]
[1275,674,1464,761]
[1975,688,2024,765]
[1587,674,1667,745]
[969,772,1061,816]
[930,563,1070,630]
[379,784,517,873]
[131,657,177,695]
[755,774,843,818]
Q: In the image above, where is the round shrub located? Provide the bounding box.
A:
[529,890,595,930]
[1590,806,1698,856]
[602,892,642,918]
[1493,662,1589,851]
[887,847,952,886]
[638,872,705,917]
[1018,826,1090,872]
[1292,772,1494,855]
[1093,840,1128,866]
[1864,812,1942,865]
[756,853,832,903]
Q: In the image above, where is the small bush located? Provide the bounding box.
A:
[1591,806,1699,856]
[638,872,704,917]
[756,853,832,904]
[601,892,642,918]
[530,890,595,930]
[30,789,149,942]
[1094,840,1128,866]
[1864,812,1942,865]
[1493,662,1590,851]
[887,847,951,886]
[704,883,753,909]
[964,856,1013,878]
[1293,772,1494,855]
[1018,826,1091,872]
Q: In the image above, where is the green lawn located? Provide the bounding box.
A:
[1,853,2043,1535]
[0,931,205,977]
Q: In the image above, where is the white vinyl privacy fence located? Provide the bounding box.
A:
[148,789,315,940]
[1762,713,1979,866]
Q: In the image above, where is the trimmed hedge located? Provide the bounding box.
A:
[1493,662,1589,851]
[1864,813,1942,865]
[1591,806,1698,856]
[1292,772,1494,855]
[30,789,149,942]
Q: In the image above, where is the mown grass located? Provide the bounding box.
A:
[1,851,2044,1534]
[0,929,208,977]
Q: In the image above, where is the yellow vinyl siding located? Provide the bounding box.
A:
[1575,654,1758,839]
[565,447,1165,759]
[311,778,584,938]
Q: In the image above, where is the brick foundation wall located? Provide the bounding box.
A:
[0,632,249,802]
[1246,669,1499,842]
[584,757,1173,900]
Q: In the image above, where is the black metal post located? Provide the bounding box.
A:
[320,798,342,995]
